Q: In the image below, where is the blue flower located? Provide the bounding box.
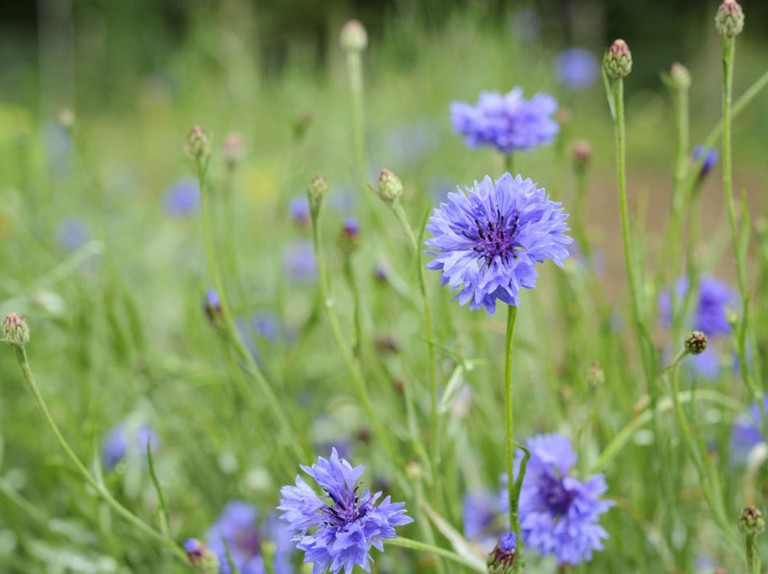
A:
[659,275,736,338]
[425,173,571,314]
[102,423,159,470]
[56,218,90,251]
[450,88,558,154]
[693,145,718,180]
[463,491,504,552]
[290,196,311,225]
[206,501,265,574]
[555,48,600,91]
[503,434,613,566]
[283,241,317,284]
[730,396,768,465]
[163,178,200,216]
[278,448,412,574]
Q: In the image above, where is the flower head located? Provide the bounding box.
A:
[283,241,317,284]
[425,173,571,314]
[503,434,613,565]
[463,491,504,551]
[555,48,599,91]
[290,196,311,226]
[102,423,158,470]
[278,448,412,574]
[163,178,201,216]
[206,501,265,574]
[56,218,90,251]
[730,396,768,465]
[450,88,558,154]
[693,145,718,180]
[659,275,736,337]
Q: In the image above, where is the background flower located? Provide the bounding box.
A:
[555,47,600,91]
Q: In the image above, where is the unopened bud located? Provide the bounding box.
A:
[184,125,211,161]
[669,63,691,91]
[338,217,360,255]
[203,290,222,326]
[307,173,329,211]
[571,139,592,168]
[378,169,403,205]
[605,39,632,79]
[405,460,423,483]
[183,539,220,573]
[693,145,718,181]
[340,20,368,53]
[487,532,517,574]
[739,506,765,536]
[587,361,604,389]
[685,331,708,355]
[716,0,744,37]
[222,133,244,168]
[3,313,29,346]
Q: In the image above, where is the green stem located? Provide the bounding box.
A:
[384,537,485,573]
[746,534,761,574]
[342,257,363,361]
[504,306,521,548]
[196,161,306,461]
[504,153,514,174]
[309,207,399,465]
[10,346,188,564]
[346,51,367,193]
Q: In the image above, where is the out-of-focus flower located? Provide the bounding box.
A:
[659,276,736,338]
[282,241,317,284]
[163,178,201,216]
[56,218,90,251]
[730,396,768,465]
[463,491,504,552]
[278,448,412,573]
[102,423,159,470]
[451,88,559,154]
[555,48,599,91]
[693,145,718,181]
[425,173,571,314]
[289,196,310,226]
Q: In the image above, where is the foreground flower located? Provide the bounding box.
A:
[555,47,599,91]
[450,88,558,154]
[278,448,412,573]
[659,275,736,337]
[503,434,613,565]
[730,396,768,465]
[102,423,158,470]
[425,173,571,314]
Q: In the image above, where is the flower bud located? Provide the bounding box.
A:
[487,532,517,574]
[405,460,423,483]
[571,139,592,169]
[183,539,220,573]
[307,173,329,214]
[739,506,765,536]
[587,361,605,390]
[669,62,691,91]
[203,290,222,326]
[184,125,211,161]
[3,313,29,346]
[715,0,744,37]
[605,39,632,79]
[338,217,360,255]
[340,20,368,53]
[685,331,708,355]
[693,145,718,181]
[222,132,244,168]
[556,107,572,127]
[378,169,403,205]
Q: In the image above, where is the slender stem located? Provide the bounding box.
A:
[346,51,367,192]
[309,208,399,465]
[342,257,363,361]
[196,161,306,461]
[504,153,514,174]
[384,538,485,573]
[746,534,761,574]
[10,346,188,564]
[504,306,521,546]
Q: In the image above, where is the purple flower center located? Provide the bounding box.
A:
[540,474,577,516]
[322,487,371,527]
[468,210,521,266]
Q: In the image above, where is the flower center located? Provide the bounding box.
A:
[469,210,520,266]
[541,474,577,516]
[322,487,371,527]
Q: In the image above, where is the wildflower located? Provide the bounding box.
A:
[659,276,736,337]
[604,40,632,79]
[693,145,718,181]
[203,290,222,324]
[184,125,211,161]
[463,491,504,551]
[339,217,360,255]
[222,133,245,167]
[282,241,317,284]
[278,448,412,574]
[503,434,613,565]
[425,173,571,314]
[378,169,403,205]
[56,218,90,251]
[102,423,158,470]
[307,174,329,212]
[729,396,768,464]
[184,539,220,573]
[487,532,517,574]
[571,140,592,168]
[290,196,311,226]
[163,178,201,216]
[739,506,766,536]
[450,88,559,154]
[555,47,599,91]
[206,501,264,574]
[715,0,744,37]
[3,313,29,346]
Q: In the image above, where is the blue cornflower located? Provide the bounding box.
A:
[450,88,558,154]
[659,275,736,337]
[283,241,318,283]
[693,145,718,180]
[290,196,311,225]
[203,289,222,324]
[56,218,90,251]
[729,396,768,465]
[463,491,504,552]
[163,178,200,216]
[206,501,265,574]
[278,448,412,574]
[102,423,159,470]
[425,173,571,314]
[555,48,600,91]
[503,434,613,566]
